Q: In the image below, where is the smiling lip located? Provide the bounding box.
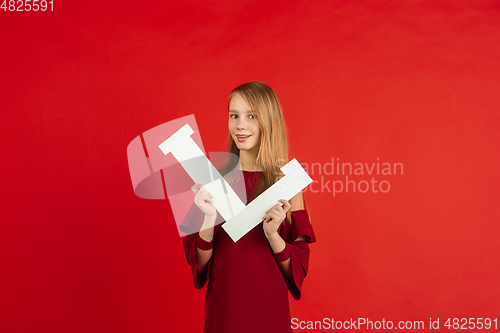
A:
[236,134,251,142]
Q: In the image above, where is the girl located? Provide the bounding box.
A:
[183,82,316,333]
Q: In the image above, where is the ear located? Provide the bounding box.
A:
[289,191,304,212]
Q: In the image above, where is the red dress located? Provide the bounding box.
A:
[182,171,316,333]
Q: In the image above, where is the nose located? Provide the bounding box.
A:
[236,117,247,130]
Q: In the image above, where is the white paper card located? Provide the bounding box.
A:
[222,159,312,242]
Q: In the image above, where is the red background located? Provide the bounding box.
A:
[1,1,499,332]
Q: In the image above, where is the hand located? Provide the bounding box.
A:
[262,199,291,238]
[192,183,217,217]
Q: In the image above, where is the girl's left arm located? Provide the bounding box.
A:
[263,198,290,247]
[266,232,307,279]
[263,191,316,300]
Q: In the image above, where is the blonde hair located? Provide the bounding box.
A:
[227,82,288,193]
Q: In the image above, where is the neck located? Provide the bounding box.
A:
[239,148,262,171]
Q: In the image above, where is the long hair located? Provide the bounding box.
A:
[227,81,289,197]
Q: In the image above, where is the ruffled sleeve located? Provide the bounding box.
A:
[274,208,316,300]
[181,202,222,289]
[183,232,214,289]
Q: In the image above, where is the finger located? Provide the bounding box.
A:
[191,183,202,194]
[203,188,214,199]
[271,204,284,215]
[263,213,271,222]
[196,189,213,203]
[203,192,214,203]
[199,187,214,199]
[270,211,286,223]
[270,211,281,220]
[280,199,292,212]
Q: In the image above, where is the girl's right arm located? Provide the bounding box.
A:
[192,184,216,274]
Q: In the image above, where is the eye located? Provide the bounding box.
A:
[230,114,238,119]
[249,114,256,119]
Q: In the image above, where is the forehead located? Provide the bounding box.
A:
[229,93,252,112]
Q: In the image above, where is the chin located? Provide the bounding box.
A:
[240,143,260,153]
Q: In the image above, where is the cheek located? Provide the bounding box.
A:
[254,125,262,141]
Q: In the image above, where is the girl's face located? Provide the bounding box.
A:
[228,93,261,153]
